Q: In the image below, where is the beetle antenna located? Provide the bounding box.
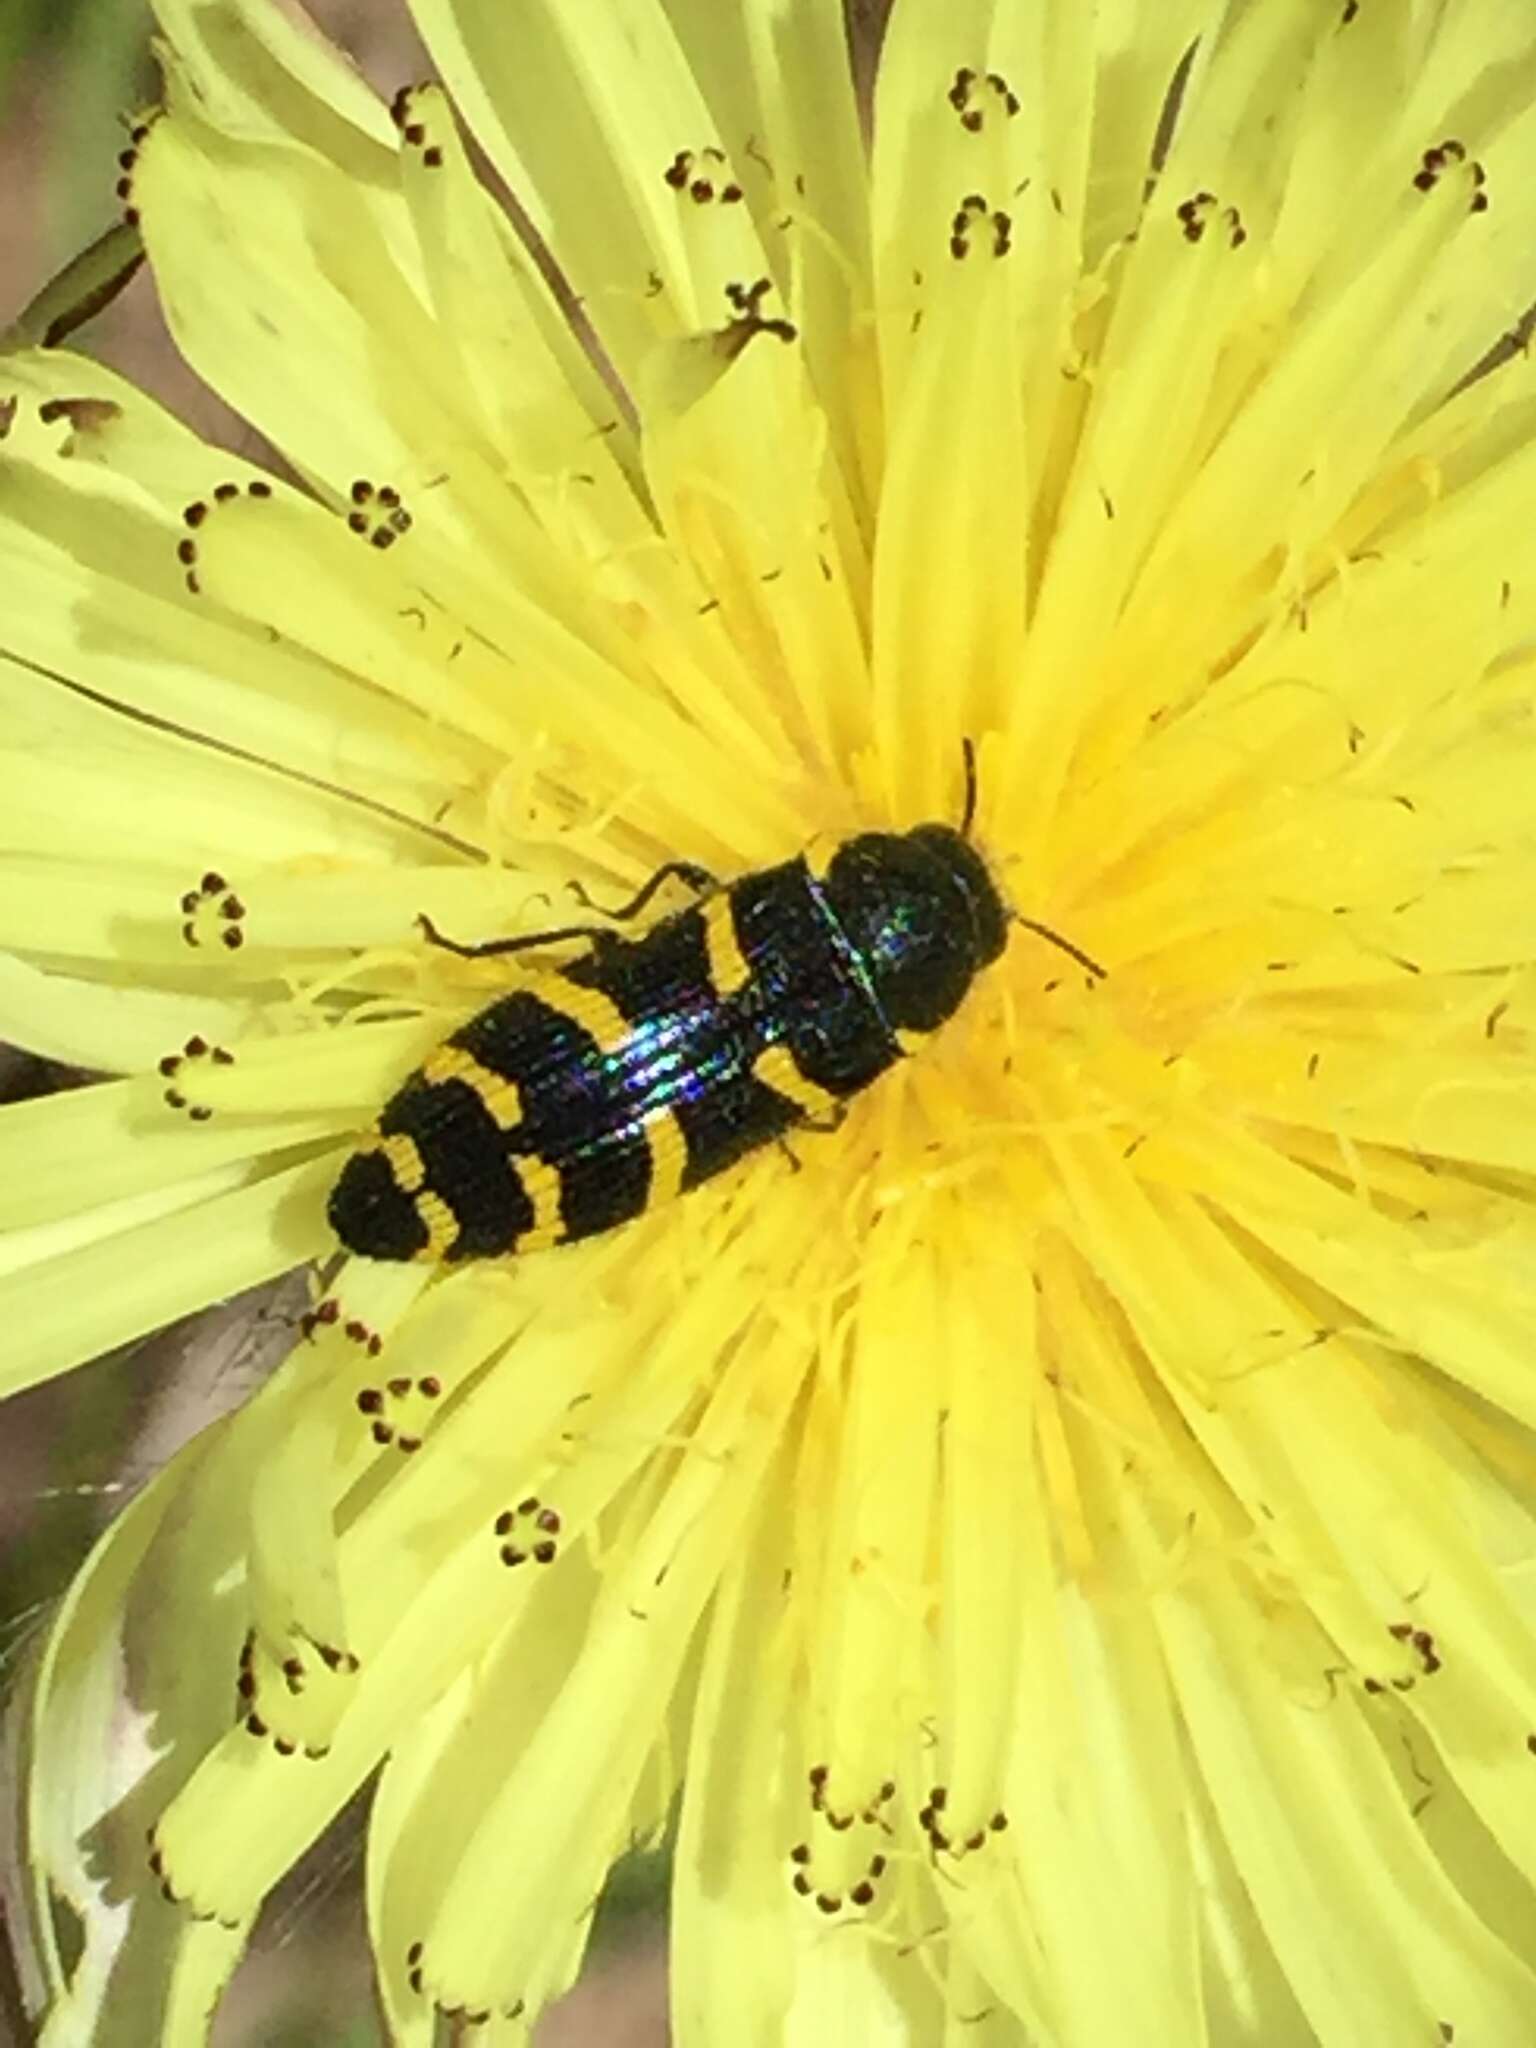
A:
[1011,914,1108,981]
[959,736,979,839]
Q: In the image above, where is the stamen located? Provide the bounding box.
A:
[36,396,122,437]
[354,1370,444,1455]
[492,1496,563,1568]
[946,66,1020,132]
[176,868,248,950]
[790,1764,901,1913]
[389,84,447,170]
[721,276,798,348]
[1175,191,1247,248]
[298,1298,341,1342]
[114,115,155,228]
[949,193,1013,260]
[1411,138,1489,212]
[662,144,744,205]
[178,479,276,594]
[157,1035,235,1119]
[348,477,415,550]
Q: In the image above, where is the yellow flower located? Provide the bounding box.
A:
[8,0,1536,2041]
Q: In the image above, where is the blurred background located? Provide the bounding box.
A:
[0,4,680,2041]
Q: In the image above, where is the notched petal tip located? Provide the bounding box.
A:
[110,110,161,234]
[388,80,449,173]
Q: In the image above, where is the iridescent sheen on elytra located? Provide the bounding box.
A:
[327,827,1008,1263]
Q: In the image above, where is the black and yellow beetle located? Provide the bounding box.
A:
[328,746,1102,1264]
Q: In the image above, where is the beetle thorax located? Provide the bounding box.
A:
[820,827,1008,1034]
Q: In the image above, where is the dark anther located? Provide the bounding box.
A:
[722,276,797,345]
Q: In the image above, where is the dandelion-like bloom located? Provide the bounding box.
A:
[9,0,1536,2040]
